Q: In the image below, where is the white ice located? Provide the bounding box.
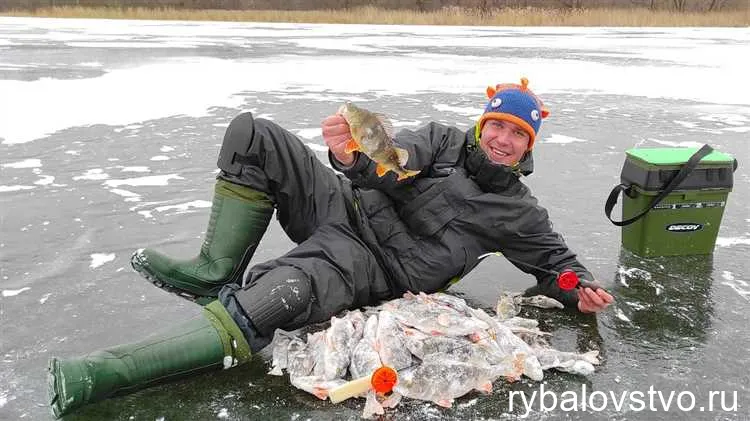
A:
[73,169,109,181]
[293,128,322,140]
[1,18,748,145]
[104,174,184,187]
[0,185,35,193]
[1,158,42,169]
[89,253,115,268]
[108,188,141,201]
[119,166,150,172]
[0,389,12,408]
[33,175,55,185]
[614,307,631,322]
[545,134,588,144]
[716,237,750,247]
[153,200,211,213]
[1,287,31,297]
[432,104,482,118]
[721,271,750,302]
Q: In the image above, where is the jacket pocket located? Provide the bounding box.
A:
[359,189,416,248]
[399,170,480,238]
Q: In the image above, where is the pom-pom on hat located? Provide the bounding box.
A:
[475,77,549,150]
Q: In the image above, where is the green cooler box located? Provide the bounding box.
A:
[606,146,736,257]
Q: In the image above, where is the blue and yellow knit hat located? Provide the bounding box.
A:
[475,77,549,150]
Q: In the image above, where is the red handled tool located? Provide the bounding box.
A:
[477,252,599,291]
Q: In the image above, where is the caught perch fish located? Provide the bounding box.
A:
[337,102,421,181]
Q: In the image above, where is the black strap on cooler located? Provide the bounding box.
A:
[605,144,714,227]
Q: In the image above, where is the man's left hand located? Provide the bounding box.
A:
[577,286,614,313]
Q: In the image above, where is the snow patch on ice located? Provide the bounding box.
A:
[90,253,115,268]
[432,103,481,118]
[293,128,321,140]
[2,158,41,169]
[614,307,631,322]
[722,126,750,133]
[0,389,14,408]
[104,174,183,187]
[721,271,750,302]
[108,188,141,201]
[392,119,422,128]
[154,200,211,213]
[672,120,700,129]
[545,134,589,144]
[0,185,35,192]
[698,113,748,126]
[716,237,750,247]
[617,266,652,284]
[119,166,150,172]
[2,287,31,297]
[73,169,109,181]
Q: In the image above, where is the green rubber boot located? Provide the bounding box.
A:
[48,301,251,418]
[131,179,273,303]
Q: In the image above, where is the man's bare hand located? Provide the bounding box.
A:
[577,286,614,313]
[322,114,355,166]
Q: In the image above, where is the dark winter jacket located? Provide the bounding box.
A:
[331,122,591,308]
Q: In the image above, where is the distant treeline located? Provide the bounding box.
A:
[2,0,746,12]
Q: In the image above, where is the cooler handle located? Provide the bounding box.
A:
[605,144,714,227]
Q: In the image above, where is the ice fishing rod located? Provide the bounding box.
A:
[477,252,599,292]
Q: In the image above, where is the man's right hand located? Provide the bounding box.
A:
[322,114,355,166]
[577,286,614,313]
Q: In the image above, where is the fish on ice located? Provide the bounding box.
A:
[266,291,600,418]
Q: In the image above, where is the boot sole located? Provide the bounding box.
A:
[130,250,216,306]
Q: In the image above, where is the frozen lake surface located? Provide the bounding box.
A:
[1,17,749,420]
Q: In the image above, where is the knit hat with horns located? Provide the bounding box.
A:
[475,77,549,150]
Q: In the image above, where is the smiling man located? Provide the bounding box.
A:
[325,77,614,314]
[473,80,613,312]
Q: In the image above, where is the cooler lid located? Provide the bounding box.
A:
[626,147,734,166]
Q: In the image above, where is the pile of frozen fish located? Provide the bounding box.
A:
[267,291,600,418]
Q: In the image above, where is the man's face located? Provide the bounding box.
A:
[479,119,530,166]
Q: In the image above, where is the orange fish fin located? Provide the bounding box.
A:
[396,169,421,181]
[395,147,410,167]
[344,138,360,154]
[375,164,388,177]
[486,86,496,98]
[373,112,394,138]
